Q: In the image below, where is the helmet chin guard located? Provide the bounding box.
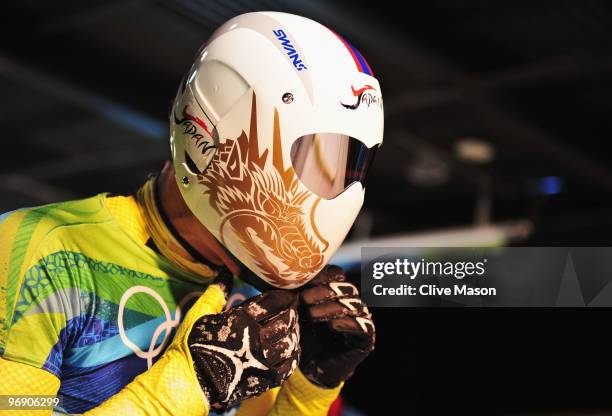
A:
[170,12,383,288]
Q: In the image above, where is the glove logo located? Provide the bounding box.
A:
[191,327,268,402]
[188,291,300,408]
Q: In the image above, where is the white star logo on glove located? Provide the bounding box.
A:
[191,327,268,402]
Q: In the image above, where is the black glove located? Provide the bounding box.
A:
[299,265,375,388]
[188,290,300,409]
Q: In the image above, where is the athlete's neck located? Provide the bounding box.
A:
[157,162,240,275]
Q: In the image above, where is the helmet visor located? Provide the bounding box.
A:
[290,133,378,199]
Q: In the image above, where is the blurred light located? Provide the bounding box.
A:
[101,106,165,139]
[537,176,562,195]
[455,138,495,164]
[405,152,449,187]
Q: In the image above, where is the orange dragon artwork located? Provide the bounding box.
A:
[197,93,329,287]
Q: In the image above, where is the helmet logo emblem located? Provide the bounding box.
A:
[198,93,328,287]
[273,29,308,71]
[175,106,216,157]
[341,84,382,110]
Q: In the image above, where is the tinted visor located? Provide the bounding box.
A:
[290,133,378,199]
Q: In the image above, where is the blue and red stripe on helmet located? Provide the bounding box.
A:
[329,29,374,76]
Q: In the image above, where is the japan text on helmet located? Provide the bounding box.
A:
[170,12,384,289]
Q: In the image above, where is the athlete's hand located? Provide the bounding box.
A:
[188,290,300,410]
[84,270,232,415]
[298,265,375,388]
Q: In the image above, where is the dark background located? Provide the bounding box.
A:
[2,1,612,414]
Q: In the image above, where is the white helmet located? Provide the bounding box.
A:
[170,12,384,289]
